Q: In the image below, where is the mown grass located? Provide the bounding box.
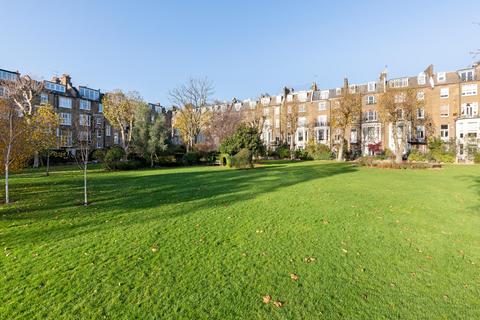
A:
[1,161,479,319]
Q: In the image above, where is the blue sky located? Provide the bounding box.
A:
[1,0,479,104]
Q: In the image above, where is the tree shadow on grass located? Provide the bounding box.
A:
[0,162,357,246]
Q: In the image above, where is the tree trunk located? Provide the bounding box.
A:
[33,151,40,168]
[337,129,346,161]
[150,154,154,167]
[46,150,50,176]
[4,164,9,205]
[289,131,295,159]
[337,140,344,161]
[83,162,88,206]
[393,123,403,164]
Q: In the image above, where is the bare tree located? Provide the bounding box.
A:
[73,116,94,206]
[169,77,214,109]
[3,75,43,116]
[169,78,214,152]
[378,87,423,163]
[279,87,299,156]
[204,100,241,149]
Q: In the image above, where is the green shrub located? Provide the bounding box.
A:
[92,150,106,162]
[104,146,125,169]
[305,142,333,160]
[219,153,232,167]
[408,149,428,162]
[474,153,480,164]
[294,148,312,160]
[276,145,291,159]
[219,125,264,156]
[182,152,200,165]
[230,148,253,169]
[107,160,147,171]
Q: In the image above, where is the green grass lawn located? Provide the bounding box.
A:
[1,161,479,319]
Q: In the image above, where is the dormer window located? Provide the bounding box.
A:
[459,70,474,82]
[367,82,377,92]
[79,87,100,101]
[297,92,308,102]
[437,72,446,83]
[335,88,342,96]
[44,81,66,93]
[349,85,356,94]
[320,90,329,100]
[389,78,409,88]
[417,72,426,85]
[261,97,270,106]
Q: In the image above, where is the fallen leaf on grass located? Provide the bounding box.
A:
[151,244,158,253]
[342,248,348,253]
[289,273,299,281]
[262,295,271,304]
[273,300,284,308]
[304,257,316,263]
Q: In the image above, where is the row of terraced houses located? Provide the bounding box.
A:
[188,62,480,162]
[0,69,173,154]
[2,62,480,162]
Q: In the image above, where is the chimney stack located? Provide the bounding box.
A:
[60,74,72,87]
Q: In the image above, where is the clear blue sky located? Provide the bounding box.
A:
[1,0,479,104]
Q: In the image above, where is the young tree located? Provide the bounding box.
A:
[102,90,142,157]
[378,87,422,163]
[173,104,211,152]
[30,104,60,176]
[279,88,299,157]
[3,75,44,167]
[330,83,362,161]
[73,117,94,206]
[132,104,168,166]
[0,100,33,204]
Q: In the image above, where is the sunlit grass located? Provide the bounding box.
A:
[1,161,479,319]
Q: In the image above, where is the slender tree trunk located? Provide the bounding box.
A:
[33,151,39,168]
[337,129,346,161]
[392,123,403,164]
[289,130,295,159]
[83,161,88,206]
[150,154,154,167]
[4,163,9,204]
[46,149,50,176]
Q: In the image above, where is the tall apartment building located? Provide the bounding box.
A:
[0,68,172,155]
[193,62,480,162]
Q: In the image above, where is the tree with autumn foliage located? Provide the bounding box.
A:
[173,104,211,152]
[30,104,60,175]
[3,74,44,167]
[378,87,424,163]
[330,82,362,161]
[102,90,143,157]
[169,78,214,152]
[0,100,33,204]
